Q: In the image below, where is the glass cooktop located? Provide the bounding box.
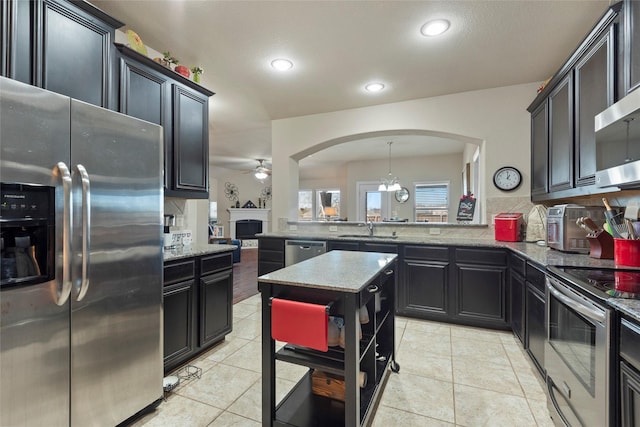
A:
[557,267,640,300]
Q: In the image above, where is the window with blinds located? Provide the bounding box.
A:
[415,182,449,222]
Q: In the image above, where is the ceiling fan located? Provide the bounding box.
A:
[251,159,271,180]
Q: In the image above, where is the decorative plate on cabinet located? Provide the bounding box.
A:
[126,29,148,56]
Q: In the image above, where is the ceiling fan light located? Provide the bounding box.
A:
[255,170,269,180]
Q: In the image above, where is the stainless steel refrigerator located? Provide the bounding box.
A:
[0,76,164,426]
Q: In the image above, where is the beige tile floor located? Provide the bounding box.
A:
[129,294,554,426]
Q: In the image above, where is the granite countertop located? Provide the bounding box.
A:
[258,232,617,269]
[163,243,237,262]
[608,299,640,323]
[258,250,397,293]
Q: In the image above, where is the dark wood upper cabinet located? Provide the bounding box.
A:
[626,0,640,94]
[115,44,213,198]
[528,3,621,201]
[530,102,549,197]
[575,27,615,186]
[118,54,170,189]
[172,85,209,193]
[2,0,122,108]
[548,74,574,192]
[2,0,33,83]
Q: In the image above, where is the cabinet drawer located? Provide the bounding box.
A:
[526,262,546,292]
[200,252,233,275]
[327,240,360,251]
[621,318,640,369]
[259,249,285,263]
[403,245,449,261]
[164,259,195,285]
[361,242,397,254]
[259,238,284,251]
[454,247,507,265]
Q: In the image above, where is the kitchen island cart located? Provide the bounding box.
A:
[259,250,399,427]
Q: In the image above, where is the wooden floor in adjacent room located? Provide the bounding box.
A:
[232,248,259,304]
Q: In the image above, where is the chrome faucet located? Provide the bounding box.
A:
[359,220,374,236]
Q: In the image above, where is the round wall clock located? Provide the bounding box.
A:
[493,166,522,191]
[395,187,410,203]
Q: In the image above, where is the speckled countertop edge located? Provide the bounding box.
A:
[163,243,237,262]
[258,251,397,293]
[609,299,640,322]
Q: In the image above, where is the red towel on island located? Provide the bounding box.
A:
[271,298,328,352]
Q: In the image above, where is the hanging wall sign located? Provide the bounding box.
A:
[456,194,476,222]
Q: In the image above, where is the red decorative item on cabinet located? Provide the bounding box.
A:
[174,65,190,78]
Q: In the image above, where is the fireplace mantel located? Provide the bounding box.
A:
[228,208,270,239]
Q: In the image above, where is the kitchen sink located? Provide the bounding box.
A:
[338,234,398,239]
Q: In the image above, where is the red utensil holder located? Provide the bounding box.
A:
[614,238,640,267]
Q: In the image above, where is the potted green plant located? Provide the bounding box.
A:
[162,51,178,69]
[191,66,203,83]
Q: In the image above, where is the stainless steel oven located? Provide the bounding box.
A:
[545,272,612,427]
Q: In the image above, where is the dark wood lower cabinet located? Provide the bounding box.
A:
[453,248,509,329]
[454,264,507,328]
[524,262,546,376]
[163,280,195,365]
[525,285,545,375]
[258,237,285,276]
[509,270,525,343]
[400,259,449,319]
[620,317,640,426]
[163,251,233,373]
[199,270,233,347]
[621,361,640,427]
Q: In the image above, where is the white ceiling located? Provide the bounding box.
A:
[90,0,612,178]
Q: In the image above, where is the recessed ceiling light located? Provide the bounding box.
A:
[271,58,293,71]
[365,82,385,92]
[421,19,450,37]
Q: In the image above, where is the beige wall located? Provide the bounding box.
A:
[272,82,537,228]
[213,171,273,235]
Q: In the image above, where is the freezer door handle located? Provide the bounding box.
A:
[55,162,73,306]
[75,164,91,302]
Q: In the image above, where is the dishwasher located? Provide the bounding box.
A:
[285,240,327,266]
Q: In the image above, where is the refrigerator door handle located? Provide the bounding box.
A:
[75,164,91,302]
[55,162,73,306]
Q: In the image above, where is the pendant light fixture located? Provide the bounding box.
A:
[378,141,401,192]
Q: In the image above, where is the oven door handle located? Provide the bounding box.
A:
[547,281,606,324]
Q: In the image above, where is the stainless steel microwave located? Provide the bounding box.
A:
[595,89,640,188]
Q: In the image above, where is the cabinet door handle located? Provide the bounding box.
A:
[367,285,379,293]
[384,269,394,276]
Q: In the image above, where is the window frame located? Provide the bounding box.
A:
[414,181,450,223]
